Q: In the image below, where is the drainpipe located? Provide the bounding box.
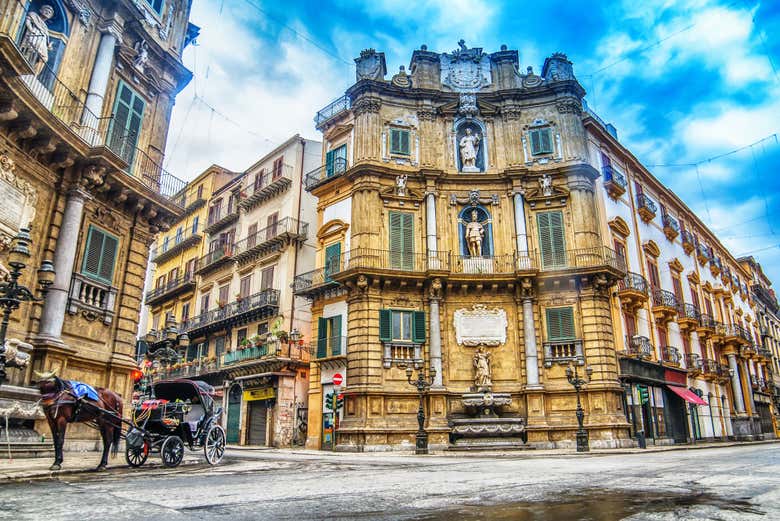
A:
[290,138,305,332]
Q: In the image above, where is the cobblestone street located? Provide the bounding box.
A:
[1,443,778,520]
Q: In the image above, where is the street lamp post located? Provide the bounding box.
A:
[0,228,55,383]
[403,362,436,455]
[565,362,593,453]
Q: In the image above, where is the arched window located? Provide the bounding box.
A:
[458,205,493,257]
[18,0,70,90]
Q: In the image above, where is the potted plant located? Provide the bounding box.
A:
[240,338,250,350]
[277,330,289,343]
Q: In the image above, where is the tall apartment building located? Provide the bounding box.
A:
[144,135,321,447]
[0,0,195,446]
[296,43,776,451]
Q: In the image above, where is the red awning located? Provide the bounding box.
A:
[666,385,707,406]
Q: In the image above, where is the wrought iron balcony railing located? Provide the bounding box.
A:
[636,193,657,220]
[240,164,294,210]
[618,272,649,295]
[652,288,678,309]
[661,346,682,365]
[150,227,202,263]
[685,353,702,373]
[145,272,196,304]
[224,341,310,366]
[304,157,348,191]
[681,230,696,249]
[602,165,627,198]
[195,245,234,273]
[183,289,280,334]
[543,339,584,367]
[536,245,625,273]
[662,213,680,239]
[107,134,187,203]
[624,335,653,359]
[698,313,717,329]
[232,217,309,262]
[314,94,350,126]
[680,303,700,321]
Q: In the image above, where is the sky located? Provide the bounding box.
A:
[163,0,780,286]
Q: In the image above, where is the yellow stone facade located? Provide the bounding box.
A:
[0,0,194,444]
[299,45,631,450]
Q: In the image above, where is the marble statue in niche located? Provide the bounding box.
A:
[539,174,553,196]
[395,174,407,196]
[459,128,480,171]
[464,210,485,257]
[19,4,54,75]
[473,347,492,391]
[133,40,149,73]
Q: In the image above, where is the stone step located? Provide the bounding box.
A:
[0,442,55,459]
[448,439,535,451]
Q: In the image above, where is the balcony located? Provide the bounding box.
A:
[696,243,712,266]
[722,324,751,346]
[145,273,196,306]
[624,335,653,360]
[661,346,682,366]
[304,157,348,191]
[662,213,680,241]
[195,245,234,275]
[67,273,117,325]
[382,342,423,369]
[701,359,725,381]
[720,266,731,287]
[233,217,309,264]
[536,246,626,276]
[757,347,773,361]
[677,303,700,331]
[651,288,678,323]
[292,266,344,299]
[685,353,702,375]
[340,248,452,277]
[314,94,351,128]
[452,254,524,275]
[224,341,310,367]
[697,313,717,338]
[183,289,280,338]
[313,335,348,360]
[239,164,294,211]
[636,194,657,223]
[740,343,758,358]
[602,165,627,199]
[203,204,239,235]
[681,230,696,255]
[150,228,202,264]
[543,339,584,367]
[617,272,649,311]
[178,197,207,219]
[709,256,722,278]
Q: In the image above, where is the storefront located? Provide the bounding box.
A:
[244,386,276,446]
[620,358,706,445]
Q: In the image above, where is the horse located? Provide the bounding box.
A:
[34,371,124,471]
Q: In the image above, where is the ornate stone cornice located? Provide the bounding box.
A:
[352,97,382,116]
[556,98,582,115]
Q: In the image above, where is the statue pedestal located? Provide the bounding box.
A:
[460,166,481,173]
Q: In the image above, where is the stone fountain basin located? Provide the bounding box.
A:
[449,417,527,438]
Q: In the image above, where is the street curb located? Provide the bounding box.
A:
[1,457,204,482]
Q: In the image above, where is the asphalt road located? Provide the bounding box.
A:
[0,444,778,520]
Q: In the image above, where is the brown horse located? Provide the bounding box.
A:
[35,371,124,471]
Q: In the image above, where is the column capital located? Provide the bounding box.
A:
[66,185,92,202]
[98,16,124,42]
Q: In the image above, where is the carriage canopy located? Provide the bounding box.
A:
[152,379,217,413]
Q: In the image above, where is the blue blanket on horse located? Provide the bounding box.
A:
[69,381,99,401]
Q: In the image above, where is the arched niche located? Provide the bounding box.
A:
[454,117,487,173]
[18,0,71,90]
[458,205,493,257]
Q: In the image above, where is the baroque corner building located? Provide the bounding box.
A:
[299,43,632,451]
[0,0,196,444]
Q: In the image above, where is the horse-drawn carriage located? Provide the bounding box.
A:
[125,379,226,468]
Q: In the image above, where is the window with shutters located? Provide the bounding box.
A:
[378,309,426,344]
[316,315,343,358]
[325,145,347,177]
[185,258,197,277]
[389,128,411,156]
[247,223,258,248]
[144,0,164,15]
[266,212,279,240]
[196,184,203,199]
[181,303,190,323]
[545,307,576,341]
[175,227,183,244]
[237,328,248,348]
[623,311,637,338]
[162,236,169,252]
[240,275,251,298]
[389,211,414,269]
[647,260,660,289]
[272,156,284,179]
[257,321,269,337]
[168,267,179,283]
[529,127,553,156]
[215,336,226,358]
[191,216,199,234]
[200,293,210,314]
[81,225,119,284]
[261,266,275,290]
[537,211,566,269]
[218,285,230,306]
[107,82,145,168]
[324,242,341,281]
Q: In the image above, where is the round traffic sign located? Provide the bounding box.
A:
[332,373,343,386]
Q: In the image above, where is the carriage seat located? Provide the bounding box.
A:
[183,403,206,435]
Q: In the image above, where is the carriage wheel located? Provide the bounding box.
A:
[204,425,226,465]
[125,439,150,468]
[161,436,185,468]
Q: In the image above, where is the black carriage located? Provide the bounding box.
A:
[124,379,226,468]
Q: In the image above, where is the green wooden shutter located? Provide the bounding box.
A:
[108,82,145,167]
[537,211,566,269]
[530,129,541,155]
[324,242,341,281]
[540,128,552,154]
[412,311,426,343]
[389,212,414,269]
[546,307,575,341]
[325,149,335,177]
[317,317,328,358]
[330,315,342,355]
[379,309,392,342]
[390,129,410,155]
[82,226,118,284]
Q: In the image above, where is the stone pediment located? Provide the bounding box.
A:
[525,184,569,209]
[380,184,423,207]
[438,98,498,117]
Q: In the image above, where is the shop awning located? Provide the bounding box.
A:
[666,385,707,406]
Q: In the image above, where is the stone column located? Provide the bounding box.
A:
[742,359,756,414]
[513,192,529,259]
[81,19,122,143]
[426,192,438,253]
[37,187,90,343]
[429,294,443,388]
[523,297,540,388]
[727,353,746,414]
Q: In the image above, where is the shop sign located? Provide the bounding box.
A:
[243,387,275,402]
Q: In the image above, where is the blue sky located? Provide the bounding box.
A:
[165,0,780,286]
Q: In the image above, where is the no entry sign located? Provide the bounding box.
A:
[332,373,343,386]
